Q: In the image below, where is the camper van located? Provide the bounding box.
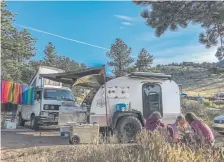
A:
[17,66,75,130]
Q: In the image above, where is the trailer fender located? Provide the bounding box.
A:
[112,111,145,129]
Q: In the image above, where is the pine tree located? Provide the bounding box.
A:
[134,1,224,60]
[1,1,36,83]
[43,42,57,67]
[135,48,153,72]
[107,38,134,77]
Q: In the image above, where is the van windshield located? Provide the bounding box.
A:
[44,89,74,101]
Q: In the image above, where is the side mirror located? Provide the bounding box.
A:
[35,93,40,101]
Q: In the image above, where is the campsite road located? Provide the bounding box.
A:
[1,127,69,150]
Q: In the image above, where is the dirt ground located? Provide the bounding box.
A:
[1,126,69,150]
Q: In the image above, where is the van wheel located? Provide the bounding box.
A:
[18,113,25,126]
[116,116,142,143]
[30,115,39,130]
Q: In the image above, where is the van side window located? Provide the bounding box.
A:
[34,91,41,101]
[32,79,36,87]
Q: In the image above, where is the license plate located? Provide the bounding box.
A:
[49,114,54,118]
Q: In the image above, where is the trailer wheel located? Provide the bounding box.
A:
[69,135,80,145]
[18,113,25,126]
[116,116,142,143]
[30,115,39,130]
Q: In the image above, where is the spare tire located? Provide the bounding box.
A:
[116,116,142,143]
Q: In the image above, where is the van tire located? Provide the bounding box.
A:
[30,115,39,130]
[115,116,142,143]
[18,113,25,126]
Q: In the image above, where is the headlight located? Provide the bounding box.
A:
[43,105,59,110]
[44,105,49,110]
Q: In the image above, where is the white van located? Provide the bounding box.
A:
[17,66,75,130]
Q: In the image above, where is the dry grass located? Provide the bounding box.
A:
[204,100,224,109]
[181,100,222,126]
[2,130,224,162]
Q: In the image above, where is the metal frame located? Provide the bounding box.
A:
[129,72,172,80]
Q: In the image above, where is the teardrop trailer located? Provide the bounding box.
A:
[41,66,181,143]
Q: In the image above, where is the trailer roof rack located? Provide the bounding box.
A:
[129,72,172,80]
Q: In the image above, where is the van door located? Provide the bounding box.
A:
[142,83,162,119]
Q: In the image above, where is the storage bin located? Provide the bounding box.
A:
[4,119,17,129]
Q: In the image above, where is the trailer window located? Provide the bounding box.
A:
[148,93,159,102]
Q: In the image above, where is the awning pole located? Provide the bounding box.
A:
[103,65,109,140]
[39,77,43,137]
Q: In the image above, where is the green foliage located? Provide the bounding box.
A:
[134,1,224,60]
[41,42,85,72]
[134,48,153,72]
[204,100,211,107]
[1,2,36,83]
[107,38,134,77]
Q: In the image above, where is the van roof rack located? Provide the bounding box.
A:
[129,72,172,80]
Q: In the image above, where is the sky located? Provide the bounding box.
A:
[7,1,219,74]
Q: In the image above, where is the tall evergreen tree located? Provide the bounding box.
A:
[1,1,36,83]
[41,42,84,71]
[42,42,57,67]
[107,38,134,77]
[134,1,224,60]
[135,48,153,71]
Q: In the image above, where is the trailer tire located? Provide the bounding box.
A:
[30,115,39,130]
[115,116,142,143]
[18,113,25,126]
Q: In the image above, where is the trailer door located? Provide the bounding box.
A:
[142,83,162,119]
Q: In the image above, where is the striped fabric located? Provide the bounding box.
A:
[1,80,34,105]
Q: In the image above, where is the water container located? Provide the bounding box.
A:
[116,103,127,112]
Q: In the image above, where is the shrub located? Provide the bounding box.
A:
[204,100,211,107]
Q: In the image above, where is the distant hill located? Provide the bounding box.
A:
[152,62,224,97]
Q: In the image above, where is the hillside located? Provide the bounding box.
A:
[153,62,224,97]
